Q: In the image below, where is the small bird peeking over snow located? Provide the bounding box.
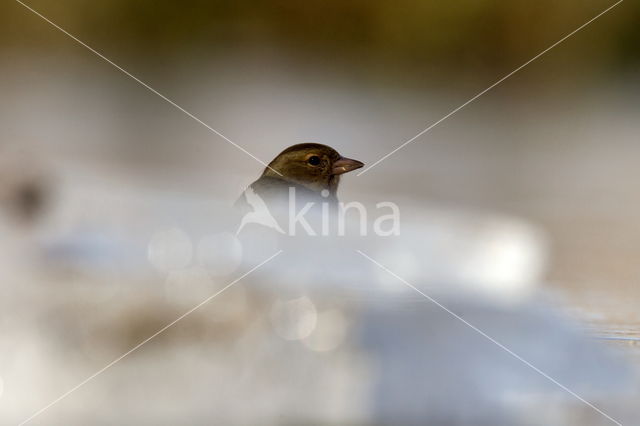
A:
[235,143,363,235]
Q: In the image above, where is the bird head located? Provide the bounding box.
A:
[262,143,363,195]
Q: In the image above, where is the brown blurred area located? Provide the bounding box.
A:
[1,0,638,83]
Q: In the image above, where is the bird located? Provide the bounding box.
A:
[244,143,363,201]
[235,143,363,231]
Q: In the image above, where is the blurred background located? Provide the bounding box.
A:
[1,0,640,424]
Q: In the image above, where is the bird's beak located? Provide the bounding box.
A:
[332,157,364,175]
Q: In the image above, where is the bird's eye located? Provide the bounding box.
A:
[307,155,321,166]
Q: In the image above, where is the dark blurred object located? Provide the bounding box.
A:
[11,178,47,222]
[0,150,50,225]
